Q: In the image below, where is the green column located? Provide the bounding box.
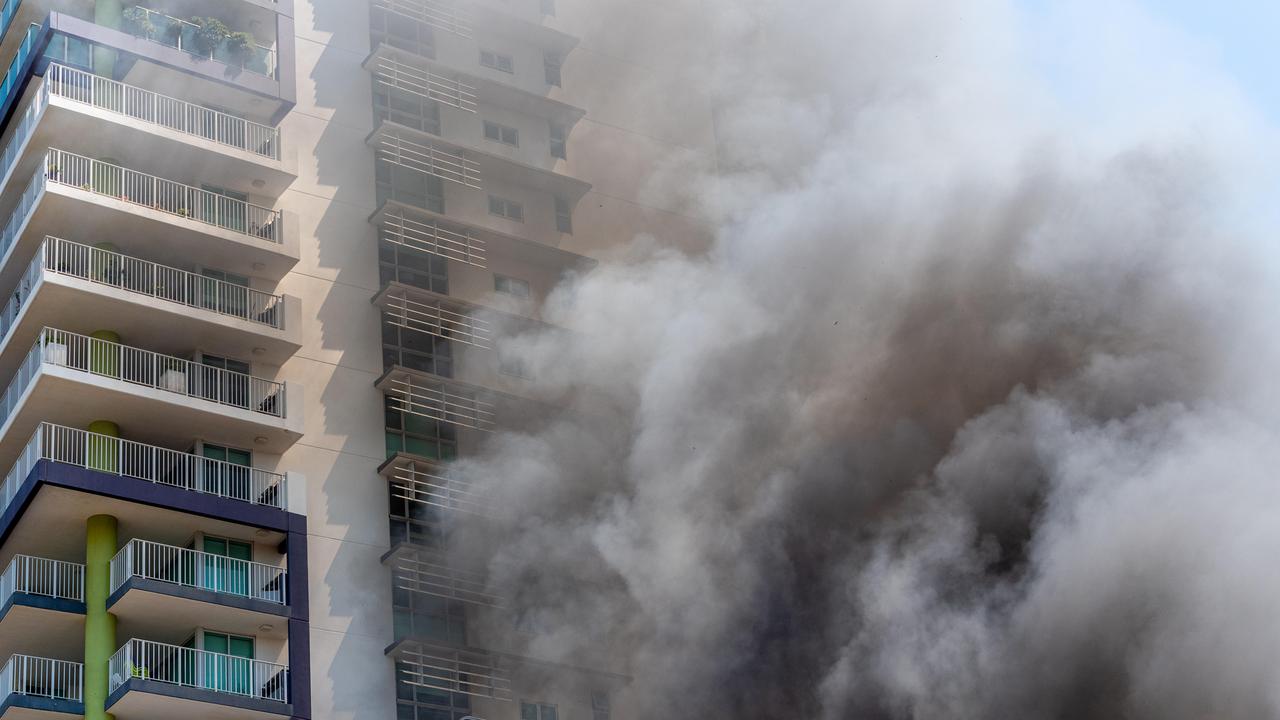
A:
[87,420,120,473]
[85,514,118,720]
[89,330,121,379]
[93,0,123,77]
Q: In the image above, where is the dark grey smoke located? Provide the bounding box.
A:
[454,1,1280,718]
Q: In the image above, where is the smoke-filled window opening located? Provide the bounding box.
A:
[371,4,437,59]
[395,661,473,720]
[377,157,446,214]
[590,691,610,720]
[374,82,443,135]
[388,480,449,551]
[521,700,559,720]
[394,583,469,644]
[380,239,451,295]
[383,313,455,377]
[385,396,460,461]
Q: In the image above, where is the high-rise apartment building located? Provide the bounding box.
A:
[0,1,712,719]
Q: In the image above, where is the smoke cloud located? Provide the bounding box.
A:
[454,1,1280,717]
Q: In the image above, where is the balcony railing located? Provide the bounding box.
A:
[384,372,495,431]
[0,555,84,608]
[374,0,472,38]
[0,423,288,517]
[42,149,283,242]
[0,655,82,705]
[394,641,511,701]
[1,328,286,424]
[377,130,481,189]
[123,7,276,78]
[109,639,288,703]
[46,64,281,159]
[373,53,478,114]
[384,288,491,349]
[12,237,285,336]
[111,539,286,605]
[382,206,485,267]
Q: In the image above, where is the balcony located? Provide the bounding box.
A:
[108,639,289,718]
[109,539,288,639]
[1,423,289,519]
[0,329,301,472]
[0,556,82,663]
[121,7,276,78]
[386,639,510,701]
[0,237,301,370]
[0,64,294,197]
[0,654,82,717]
[0,149,296,289]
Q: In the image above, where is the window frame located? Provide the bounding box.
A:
[480,49,515,74]
[487,195,525,222]
[482,120,520,147]
[554,196,572,234]
[549,123,567,160]
[494,274,531,299]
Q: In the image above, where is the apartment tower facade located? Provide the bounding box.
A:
[0,0,712,719]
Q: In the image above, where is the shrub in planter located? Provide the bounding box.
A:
[122,7,156,38]
[190,17,230,56]
[224,31,256,64]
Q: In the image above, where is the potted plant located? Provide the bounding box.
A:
[122,6,156,38]
[190,17,230,56]
[224,31,255,65]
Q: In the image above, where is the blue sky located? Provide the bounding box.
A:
[1020,0,1280,125]
[1146,0,1280,123]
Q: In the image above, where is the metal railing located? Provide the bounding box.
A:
[0,555,83,608]
[0,34,46,189]
[382,206,485,267]
[123,7,276,78]
[46,64,281,159]
[29,327,286,417]
[0,423,288,517]
[392,550,501,607]
[43,149,283,242]
[374,0,471,38]
[390,460,490,518]
[373,54,478,113]
[384,373,495,431]
[395,641,510,701]
[0,0,22,41]
[109,639,288,703]
[377,131,481,189]
[384,289,491,349]
[42,236,283,327]
[0,655,83,704]
[111,539,286,605]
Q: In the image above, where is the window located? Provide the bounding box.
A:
[371,6,436,58]
[554,196,572,234]
[385,396,459,461]
[522,702,559,720]
[543,52,562,87]
[382,313,453,377]
[197,443,260,503]
[498,353,531,379]
[393,585,467,644]
[488,195,524,222]
[374,84,442,135]
[494,275,531,299]
[480,49,514,73]
[377,159,445,214]
[197,536,254,596]
[379,240,450,295]
[396,661,472,720]
[541,0,556,15]
[483,120,520,147]
[549,123,567,160]
[186,631,256,695]
[389,480,447,550]
[591,692,611,720]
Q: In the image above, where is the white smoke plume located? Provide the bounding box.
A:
[454,1,1280,717]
